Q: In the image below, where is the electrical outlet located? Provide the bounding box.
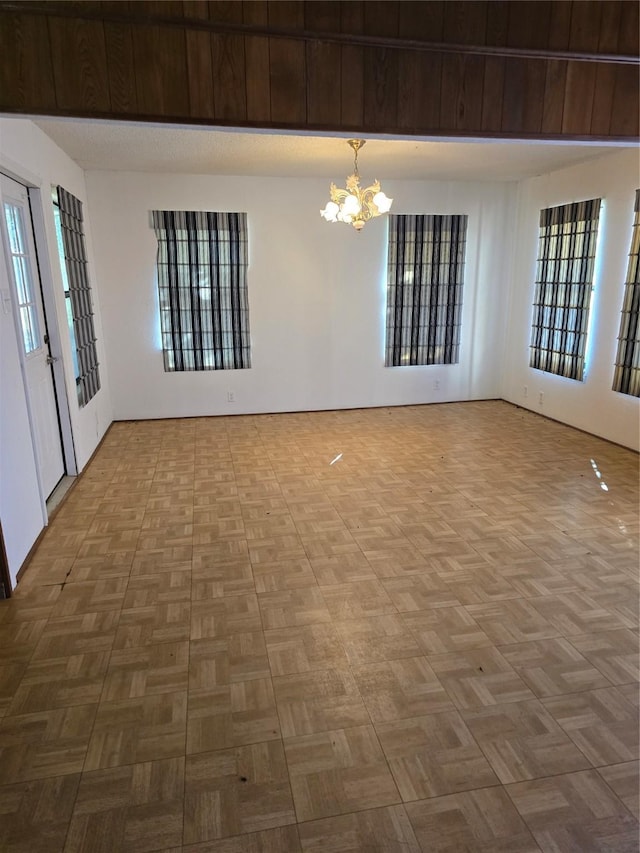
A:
[538,391,544,405]
[523,385,528,398]
[434,379,440,390]
[227,391,235,403]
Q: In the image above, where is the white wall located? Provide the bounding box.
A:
[86,170,516,420]
[0,118,113,584]
[502,148,640,451]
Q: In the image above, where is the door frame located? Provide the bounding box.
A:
[0,162,77,518]
[28,184,77,478]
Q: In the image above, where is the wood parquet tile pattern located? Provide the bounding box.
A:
[1,401,638,851]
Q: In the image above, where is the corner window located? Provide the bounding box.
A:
[529,198,601,381]
[612,190,640,397]
[52,186,101,406]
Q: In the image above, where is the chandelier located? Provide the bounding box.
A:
[320,139,393,231]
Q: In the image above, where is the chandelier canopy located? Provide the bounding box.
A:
[320,139,393,231]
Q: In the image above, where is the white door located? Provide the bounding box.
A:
[1,175,65,498]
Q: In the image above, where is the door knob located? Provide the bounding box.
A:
[46,355,58,365]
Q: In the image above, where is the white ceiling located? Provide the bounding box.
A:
[33,117,629,182]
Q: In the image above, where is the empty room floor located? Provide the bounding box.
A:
[1,400,638,852]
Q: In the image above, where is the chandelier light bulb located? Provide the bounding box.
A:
[320,201,339,222]
[320,139,393,231]
[373,191,393,213]
[342,194,361,216]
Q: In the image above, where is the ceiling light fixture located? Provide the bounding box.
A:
[320,139,393,231]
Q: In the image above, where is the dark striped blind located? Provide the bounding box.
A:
[56,186,101,406]
[385,214,467,367]
[529,198,601,381]
[150,211,251,372]
[612,190,640,397]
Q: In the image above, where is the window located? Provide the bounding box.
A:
[3,201,40,354]
[385,214,467,367]
[612,190,640,398]
[52,186,101,407]
[529,198,601,381]
[150,211,251,371]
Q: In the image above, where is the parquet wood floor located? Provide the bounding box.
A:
[1,401,638,851]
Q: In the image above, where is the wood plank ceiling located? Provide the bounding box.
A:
[0,1,638,141]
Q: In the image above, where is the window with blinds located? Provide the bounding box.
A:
[53,186,101,407]
[612,191,640,397]
[150,211,251,372]
[385,214,467,367]
[529,198,601,382]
